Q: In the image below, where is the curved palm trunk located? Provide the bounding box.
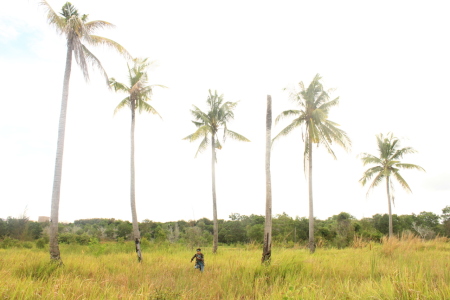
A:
[308,139,315,253]
[49,43,73,263]
[386,176,393,238]
[262,95,272,263]
[211,136,218,254]
[130,101,142,262]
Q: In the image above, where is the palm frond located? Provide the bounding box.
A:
[360,153,383,166]
[392,171,412,193]
[274,110,302,124]
[114,97,130,114]
[395,163,425,172]
[194,136,209,157]
[88,35,131,59]
[190,106,211,126]
[84,20,115,34]
[183,125,211,142]
[272,118,302,143]
[318,96,339,112]
[72,39,89,81]
[391,147,417,160]
[137,101,161,118]
[224,129,250,142]
[39,0,65,33]
[192,121,204,128]
[82,45,109,86]
[322,120,351,151]
[359,166,384,186]
[366,173,385,196]
[109,78,129,92]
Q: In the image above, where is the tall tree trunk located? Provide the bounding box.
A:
[262,95,273,263]
[130,100,142,262]
[211,135,218,254]
[49,43,73,264]
[308,139,315,253]
[386,176,393,238]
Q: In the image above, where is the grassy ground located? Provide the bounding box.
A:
[1,236,449,299]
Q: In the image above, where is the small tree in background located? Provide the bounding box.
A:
[359,133,425,238]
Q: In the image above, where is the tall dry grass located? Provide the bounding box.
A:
[1,238,449,299]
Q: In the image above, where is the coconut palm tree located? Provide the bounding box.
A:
[273,74,351,253]
[110,58,165,262]
[359,133,425,238]
[40,1,130,263]
[262,95,273,263]
[183,90,250,253]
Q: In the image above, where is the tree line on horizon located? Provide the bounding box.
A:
[1,207,449,250]
[38,1,425,264]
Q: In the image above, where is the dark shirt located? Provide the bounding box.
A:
[191,252,204,263]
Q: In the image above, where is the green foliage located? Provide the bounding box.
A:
[22,241,33,249]
[36,238,47,249]
[116,222,132,239]
[0,237,21,249]
[110,57,165,116]
[183,89,250,157]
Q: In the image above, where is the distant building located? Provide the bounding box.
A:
[38,216,50,222]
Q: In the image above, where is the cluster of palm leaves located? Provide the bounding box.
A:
[42,1,424,264]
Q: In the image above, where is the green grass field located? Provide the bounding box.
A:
[1,236,449,299]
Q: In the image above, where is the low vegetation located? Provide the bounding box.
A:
[1,236,449,299]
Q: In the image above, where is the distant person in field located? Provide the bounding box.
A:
[190,248,205,272]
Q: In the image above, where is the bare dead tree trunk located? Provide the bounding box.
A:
[130,99,142,262]
[262,95,272,263]
[308,139,315,253]
[386,176,393,238]
[211,136,218,253]
[50,43,73,264]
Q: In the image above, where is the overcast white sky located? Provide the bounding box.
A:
[1,0,449,223]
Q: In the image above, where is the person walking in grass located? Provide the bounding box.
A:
[190,248,205,272]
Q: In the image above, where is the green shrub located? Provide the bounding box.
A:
[58,232,77,244]
[22,241,33,249]
[0,237,21,249]
[75,234,91,245]
[35,238,47,249]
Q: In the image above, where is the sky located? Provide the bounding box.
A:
[0,0,449,223]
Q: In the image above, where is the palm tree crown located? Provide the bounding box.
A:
[184,90,250,155]
[41,1,129,83]
[110,58,164,115]
[274,74,351,163]
[360,133,425,196]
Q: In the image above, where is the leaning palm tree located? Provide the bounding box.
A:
[40,1,130,263]
[273,74,351,253]
[359,133,425,238]
[110,58,165,262]
[183,90,250,253]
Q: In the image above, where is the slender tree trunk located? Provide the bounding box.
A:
[211,136,218,254]
[386,176,393,238]
[308,139,315,253]
[130,100,142,262]
[262,95,272,263]
[49,43,73,264]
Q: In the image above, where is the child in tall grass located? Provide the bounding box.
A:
[190,248,205,272]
